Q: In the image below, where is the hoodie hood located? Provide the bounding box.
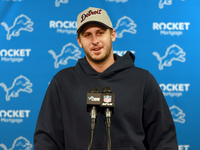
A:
[75,51,135,78]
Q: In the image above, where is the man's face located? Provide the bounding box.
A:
[77,23,116,64]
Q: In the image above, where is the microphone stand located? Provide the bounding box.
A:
[88,106,97,150]
[105,108,111,150]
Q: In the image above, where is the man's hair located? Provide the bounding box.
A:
[77,23,113,39]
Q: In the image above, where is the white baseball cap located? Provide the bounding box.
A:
[77,7,113,33]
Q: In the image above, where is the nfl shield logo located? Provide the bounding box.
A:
[104,95,111,102]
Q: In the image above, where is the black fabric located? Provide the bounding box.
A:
[34,51,178,150]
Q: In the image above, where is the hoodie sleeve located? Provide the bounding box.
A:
[142,72,178,150]
[34,77,65,150]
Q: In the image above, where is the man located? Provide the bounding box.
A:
[34,7,178,150]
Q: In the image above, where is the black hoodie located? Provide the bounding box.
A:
[34,52,178,150]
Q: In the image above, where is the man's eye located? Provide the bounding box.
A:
[99,31,104,34]
[84,34,90,37]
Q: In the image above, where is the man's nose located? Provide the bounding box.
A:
[92,35,99,45]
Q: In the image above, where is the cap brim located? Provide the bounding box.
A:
[77,21,112,33]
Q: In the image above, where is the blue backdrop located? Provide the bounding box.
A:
[0,0,199,150]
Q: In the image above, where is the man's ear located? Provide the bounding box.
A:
[77,36,83,48]
[111,29,116,42]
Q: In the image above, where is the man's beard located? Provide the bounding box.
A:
[83,42,113,64]
[85,50,111,63]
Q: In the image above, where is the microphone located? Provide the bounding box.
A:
[101,86,114,150]
[87,87,101,150]
[87,87,101,119]
[101,86,115,116]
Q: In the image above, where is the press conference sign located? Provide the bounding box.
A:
[160,83,190,97]
[0,109,31,124]
[153,22,190,36]
[0,48,31,63]
[49,20,77,34]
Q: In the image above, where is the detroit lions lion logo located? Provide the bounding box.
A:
[114,16,137,38]
[152,44,186,70]
[170,105,185,123]
[0,136,32,150]
[0,75,33,101]
[159,0,172,9]
[55,0,68,7]
[49,43,82,68]
[159,0,185,9]
[1,14,34,40]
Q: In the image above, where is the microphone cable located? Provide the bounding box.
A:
[88,106,96,150]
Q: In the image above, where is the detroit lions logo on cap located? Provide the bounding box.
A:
[81,9,102,23]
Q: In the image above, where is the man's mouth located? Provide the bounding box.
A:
[92,47,102,51]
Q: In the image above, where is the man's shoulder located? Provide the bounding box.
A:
[132,66,150,75]
[54,66,77,79]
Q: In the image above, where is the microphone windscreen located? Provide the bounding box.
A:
[102,86,112,93]
[90,87,100,93]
